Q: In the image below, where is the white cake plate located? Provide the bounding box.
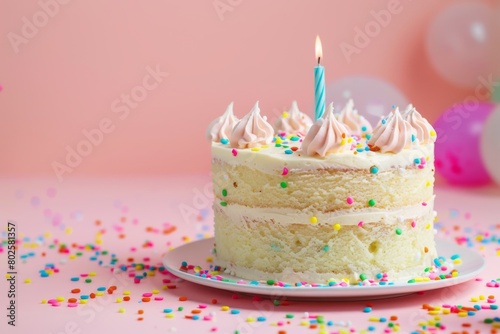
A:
[163,237,485,300]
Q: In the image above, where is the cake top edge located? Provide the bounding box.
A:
[207,100,437,156]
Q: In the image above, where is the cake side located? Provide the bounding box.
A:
[212,143,437,282]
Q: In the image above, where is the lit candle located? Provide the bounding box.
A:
[314,35,326,120]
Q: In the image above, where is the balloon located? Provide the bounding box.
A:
[426,2,494,88]
[326,76,408,126]
[481,105,500,184]
[434,101,495,186]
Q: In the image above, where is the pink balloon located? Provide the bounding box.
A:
[426,2,494,88]
[434,101,495,186]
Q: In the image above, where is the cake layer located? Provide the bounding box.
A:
[214,205,437,283]
[212,157,434,212]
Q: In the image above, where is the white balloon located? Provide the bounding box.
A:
[481,105,500,184]
[326,76,408,126]
[426,2,495,88]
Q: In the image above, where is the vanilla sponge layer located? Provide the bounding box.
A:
[212,159,434,212]
[214,205,437,283]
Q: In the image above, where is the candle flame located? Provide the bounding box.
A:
[315,35,323,64]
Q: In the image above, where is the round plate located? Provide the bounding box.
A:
[163,238,485,300]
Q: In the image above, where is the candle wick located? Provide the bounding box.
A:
[317,57,321,65]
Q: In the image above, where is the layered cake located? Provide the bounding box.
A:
[207,100,438,283]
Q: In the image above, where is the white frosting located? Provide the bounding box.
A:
[229,102,274,148]
[402,103,414,118]
[301,103,352,157]
[368,108,412,153]
[219,197,434,226]
[273,101,313,135]
[211,101,435,173]
[338,99,372,136]
[212,141,434,174]
[206,102,239,142]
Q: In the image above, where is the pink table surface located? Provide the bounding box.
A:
[1,176,500,334]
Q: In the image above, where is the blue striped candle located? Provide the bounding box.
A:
[314,36,325,120]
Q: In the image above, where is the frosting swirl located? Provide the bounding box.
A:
[402,103,414,118]
[368,108,412,153]
[403,106,437,144]
[337,99,372,136]
[273,101,313,135]
[301,103,352,157]
[230,102,274,148]
[206,102,239,142]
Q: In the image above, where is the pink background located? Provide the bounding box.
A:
[0,0,494,179]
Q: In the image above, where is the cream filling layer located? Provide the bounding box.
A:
[212,142,434,174]
[218,196,435,226]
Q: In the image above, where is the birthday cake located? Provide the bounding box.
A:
[207,100,438,284]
